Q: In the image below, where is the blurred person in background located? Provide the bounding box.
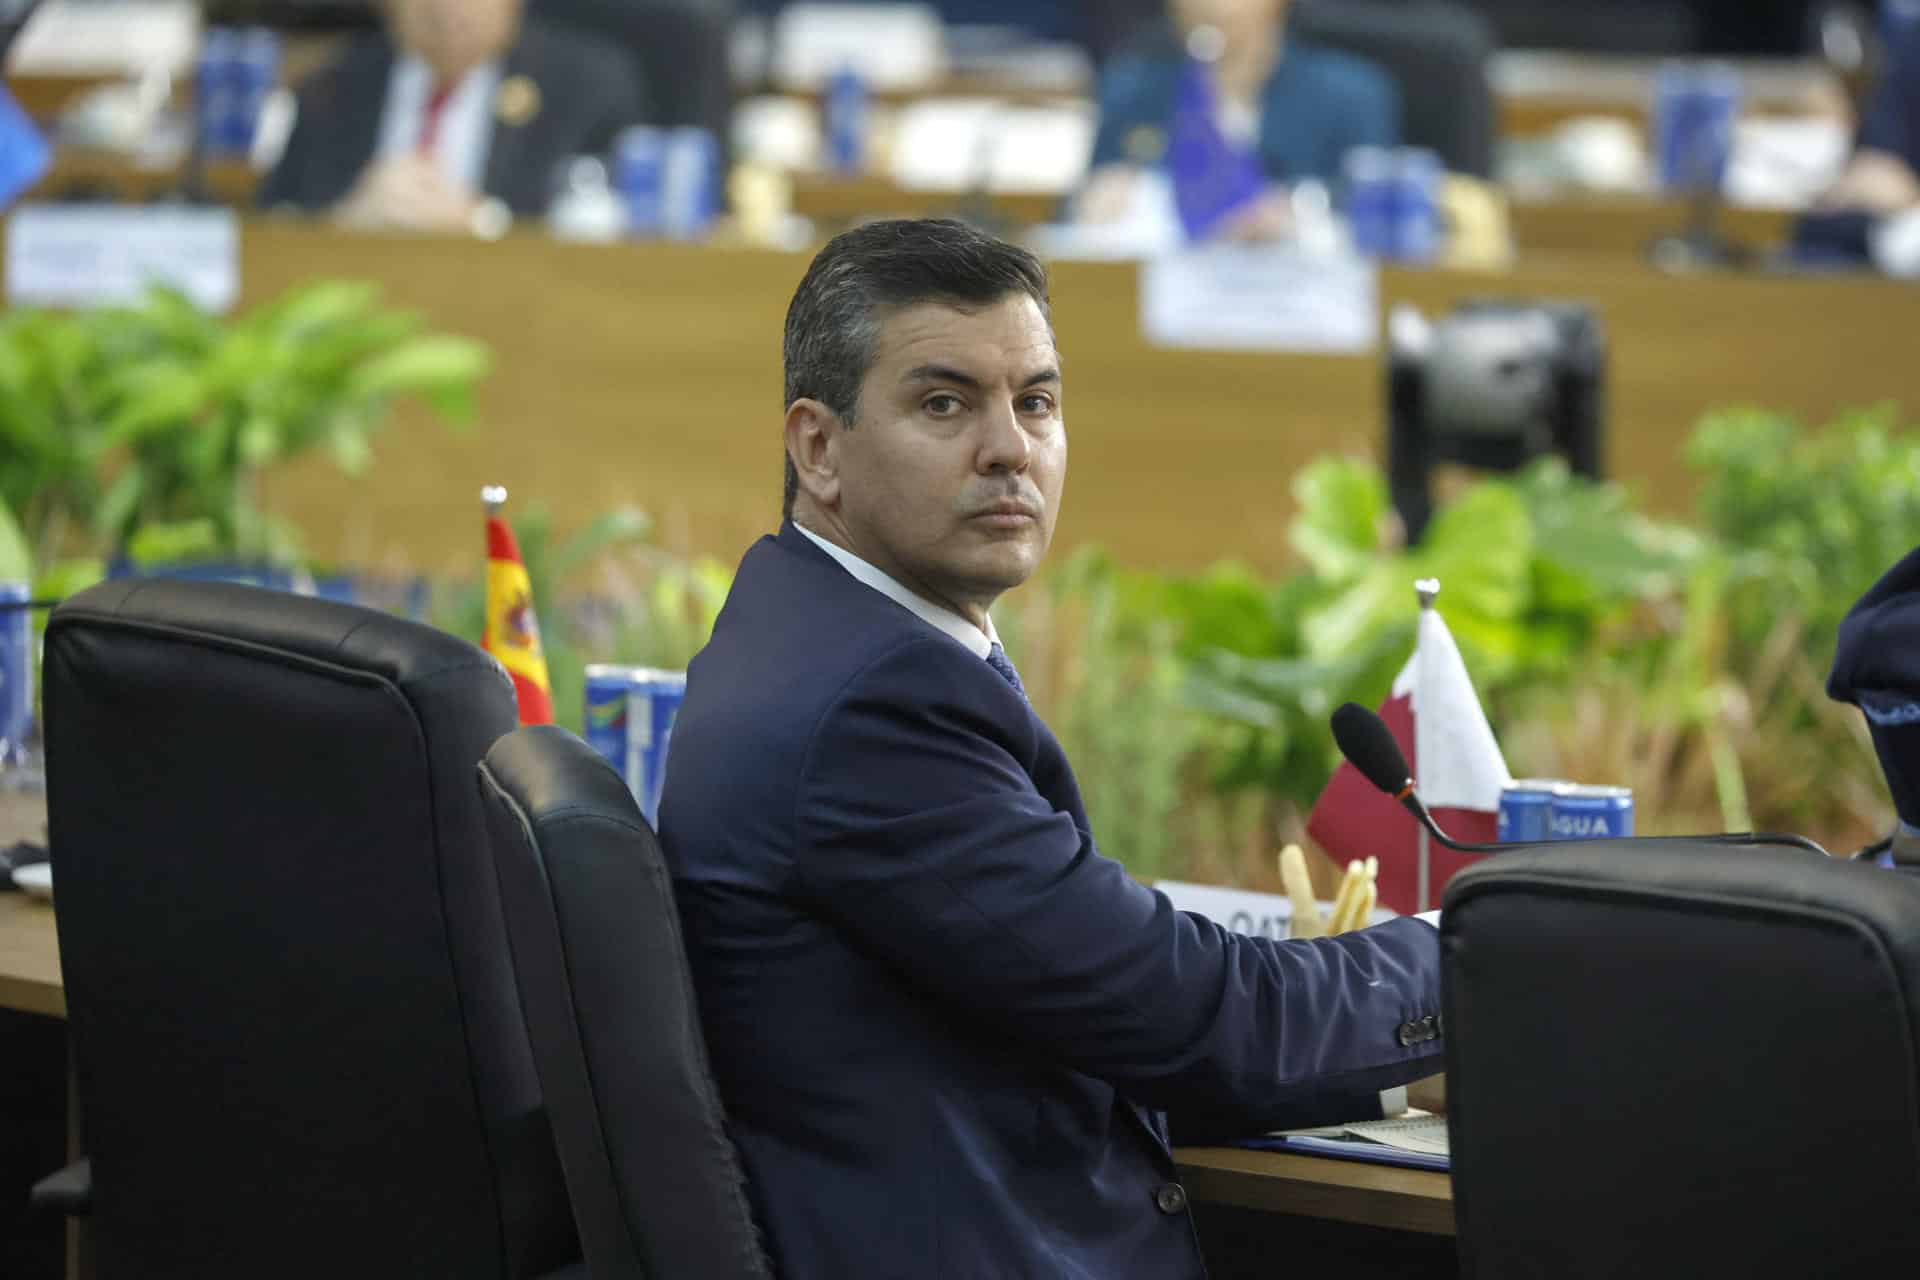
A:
[1818,19,1920,218]
[1075,0,1398,240]
[1793,18,1920,270]
[259,0,647,232]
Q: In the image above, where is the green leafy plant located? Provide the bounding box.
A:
[0,282,490,572]
[1690,405,1920,650]
[998,410,1909,881]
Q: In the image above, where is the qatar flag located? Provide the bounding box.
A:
[1306,601,1512,914]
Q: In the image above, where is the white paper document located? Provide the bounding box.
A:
[7,204,239,312]
[1140,245,1378,354]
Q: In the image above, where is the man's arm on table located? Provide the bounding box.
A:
[794,638,1444,1134]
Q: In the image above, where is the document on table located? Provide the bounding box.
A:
[1331,1113,1450,1157]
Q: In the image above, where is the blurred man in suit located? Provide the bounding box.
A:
[1819,22,1920,216]
[1797,22,1920,267]
[259,0,646,231]
[658,218,1444,1279]
[1077,0,1399,239]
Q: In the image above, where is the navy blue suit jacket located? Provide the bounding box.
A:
[658,524,1444,1279]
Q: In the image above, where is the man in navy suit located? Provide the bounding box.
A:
[658,218,1444,1278]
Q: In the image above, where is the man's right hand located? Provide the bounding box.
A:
[1818,149,1920,216]
[333,155,479,232]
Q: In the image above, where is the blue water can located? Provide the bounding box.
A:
[583,664,687,826]
[615,126,669,237]
[1497,779,1566,842]
[0,583,33,766]
[1548,784,1636,841]
[1652,62,1742,194]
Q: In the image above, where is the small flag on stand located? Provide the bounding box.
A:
[481,485,554,726]
[1166,56,1266,241]
[1306,579,1512,914]
[0,84,51,212]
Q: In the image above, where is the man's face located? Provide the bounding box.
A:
[388,0,522,74]
[827,294,1065,621]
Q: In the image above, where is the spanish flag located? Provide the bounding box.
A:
[481,486,554,725]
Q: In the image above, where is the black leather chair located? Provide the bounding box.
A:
[1441,839,1920,1278]
[1293,0,1498,180]
[1448,0,1694,54]
[477,724,772,1280]
[533,0,734,143]
[40,579,579,1278]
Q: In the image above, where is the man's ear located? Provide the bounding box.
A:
[785,398,843,511]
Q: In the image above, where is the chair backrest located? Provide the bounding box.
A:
[1446,0,1696,56]
[43,579,576,1278]
[478,724,772,1280]
[1291,0,1497,179]
[532,0,733,141]
[1441,839,1920,1278]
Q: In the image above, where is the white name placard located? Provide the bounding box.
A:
[1155,879,1393,940]
[7,204,239,312]
[1140,244,1378,354]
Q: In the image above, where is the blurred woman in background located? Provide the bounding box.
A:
[1075,0,1399,241]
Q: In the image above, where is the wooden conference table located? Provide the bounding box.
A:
[0,800,1454,1273]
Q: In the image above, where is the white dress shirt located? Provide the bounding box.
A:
[796,522,1428,1121]
[794,523,998,658]
[373,54,503,194]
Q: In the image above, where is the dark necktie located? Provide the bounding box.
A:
[985,642,1027,700]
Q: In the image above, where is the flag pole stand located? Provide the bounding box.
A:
[1413,577,1439,913]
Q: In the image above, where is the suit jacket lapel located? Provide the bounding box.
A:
[314,40,393,207]
[481,44,540,203]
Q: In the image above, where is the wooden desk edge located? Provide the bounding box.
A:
[0,884,66,1019]
[1174,1145,1457,1237]
[0,970,66,1019]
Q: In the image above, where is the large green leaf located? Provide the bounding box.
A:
[1301,559,1407,661]
[1289,456,1387,582]
[100,361,207,446]
[345,336,493,414]
[252,279,383,339]
[238,415,285,466]
[127,518,220,566]
[1155,560,1288,660]
[93,469,146,545]
[1410,483,1533,623]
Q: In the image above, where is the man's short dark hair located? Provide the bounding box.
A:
[781,218,1051,517]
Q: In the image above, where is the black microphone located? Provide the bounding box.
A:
[1329,702,1829,857]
